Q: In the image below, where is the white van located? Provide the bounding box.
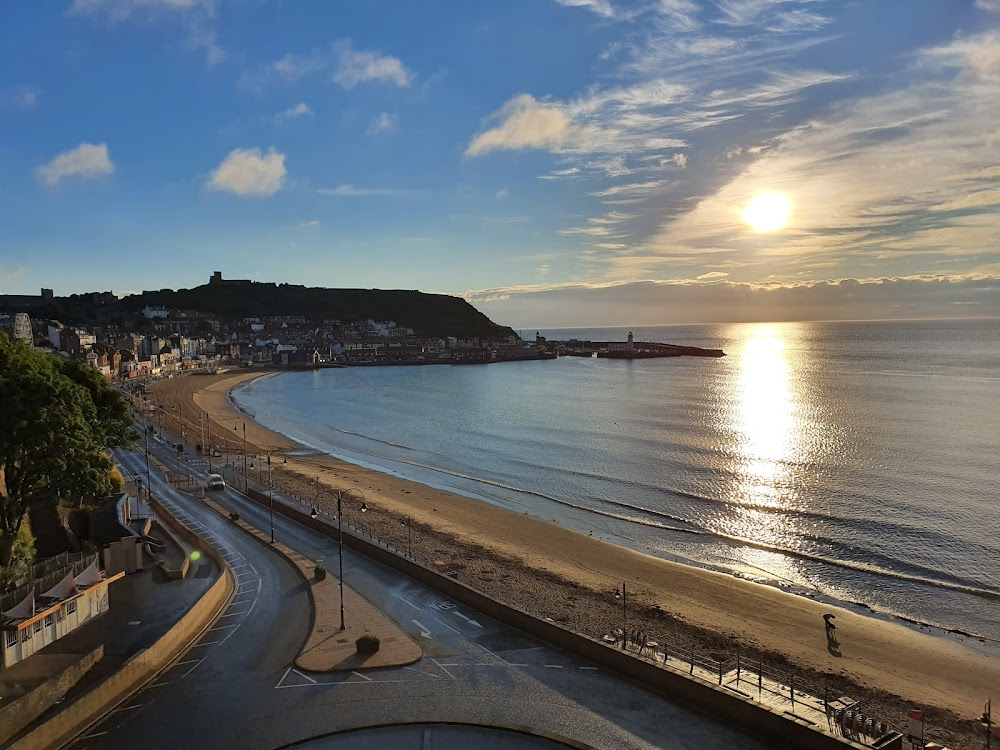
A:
[206,473,226,490]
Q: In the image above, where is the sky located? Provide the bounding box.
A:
[2,0,1000,327]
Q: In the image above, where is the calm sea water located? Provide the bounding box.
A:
[233,319,1000,639]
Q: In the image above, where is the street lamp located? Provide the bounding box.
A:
[615,582,628,650]
[314,487,366,632]
[400,516,412,558]
[233,420,248,490]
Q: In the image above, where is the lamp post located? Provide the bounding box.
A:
[267,453,274,544]
[234,420,247,490]
[615,582,628,650]
[400,515,412,558]
[314,487,366,631]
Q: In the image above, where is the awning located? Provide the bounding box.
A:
[41,572,78,600]
[74,561,103,588]
[1,590,35,622]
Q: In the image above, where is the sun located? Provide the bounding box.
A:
[742,192,792,233]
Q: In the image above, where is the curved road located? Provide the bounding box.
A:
[73,437,768,750]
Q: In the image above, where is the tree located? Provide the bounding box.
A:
[0,334,135,576]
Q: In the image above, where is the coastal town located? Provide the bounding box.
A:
[0,274,723,379]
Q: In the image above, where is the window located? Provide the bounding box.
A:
[21,629,30,643]
[4,630,15,648]
[56,608,65,622]
[66,600,77,615]
[44,614,53,627]
[33,619,43,633]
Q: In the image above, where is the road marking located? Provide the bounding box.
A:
[79,732,109,740]
[403,666,444,679]
[544,664,564,669]
[193,640,220,647]
[477,643,508,664]
[146,681,172,688]
[219,609,250,618]
[181,658,205,677]
[395,595,423,610]
[173,659,202,666]
[111,702,146,713]
[508,663,528,667]
[235,571,255,579]
[580,666,599,671]
[277,666,292,688]
[351,671,373,682]
[291,668,317,684]
[453,611,483,628]
[208,623,239,632]
[432,617,461,635]
[411,620,433,639]
[432,659,456,681]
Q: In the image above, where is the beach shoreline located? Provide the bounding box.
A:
[147,368,998,743]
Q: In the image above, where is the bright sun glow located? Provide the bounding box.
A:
[742,192,792,233]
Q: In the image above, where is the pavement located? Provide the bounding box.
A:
[201,496,423,671]
[68,422,773,750]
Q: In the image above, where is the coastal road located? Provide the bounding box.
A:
[77,435,770,750]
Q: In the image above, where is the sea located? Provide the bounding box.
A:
[232,319,1000,641]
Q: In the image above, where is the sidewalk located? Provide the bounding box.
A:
[202,498,422,672]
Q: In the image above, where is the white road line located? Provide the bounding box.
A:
[544,664,564,669]
[411,620,433,639]
[453,611,483,628]
[291,668,317,684]
[218,609,250,619]
[181,658,205,678]
[395,595,423,610]
[193,640,220,647]
[508,663,528,667]
[477,643,508,664]
[403,666,444,679]
[580,666,599,671]
[145,681,172,688]
[172,659,202,666]
[111,702,146,713]
[432,617,462,635]
[231,592,254,601]
[207,623,239,632]
[79,732,109,740]
[351,671,373,682]
[277,666,292,688]
[235,571,255,578]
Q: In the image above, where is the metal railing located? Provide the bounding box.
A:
[1,552,100,613]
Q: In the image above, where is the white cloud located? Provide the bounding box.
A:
[299,220,320,228]
[553,0,615,17]
[673,153,688,168]
[467,95,571,156]
[496,188,509,199]
[975,0,1000,11]
[277,102,312,122]
[366,112,397,135]
[696,271,729,279]
[318,185,423,198]
[272,52,324,81]
[36,143,115,186]
[333,40,412,89]
[207,147,286,197]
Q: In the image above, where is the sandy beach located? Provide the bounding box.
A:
[147,369,998,743]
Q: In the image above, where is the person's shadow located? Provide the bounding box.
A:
[824,614,842,657]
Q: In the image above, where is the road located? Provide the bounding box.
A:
[75,432,769,750]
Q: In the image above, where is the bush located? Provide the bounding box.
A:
[314,564,326,581]
[356,633,380,654]
[108,466,125,494]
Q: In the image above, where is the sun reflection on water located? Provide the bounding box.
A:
[718,324,808,577]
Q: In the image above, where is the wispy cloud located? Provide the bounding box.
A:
[333,39,413,89]
[318,184,424,198]
[466,274,1000,327]
[36,143,115,186]
[553,0,615,18]
[0,85,41,110]
[276,102,312,122]
[367,112,398,135]
[299,220,320,228]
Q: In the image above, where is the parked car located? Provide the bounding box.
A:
[206,473,226,490]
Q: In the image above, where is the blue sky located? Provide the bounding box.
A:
[2,0,999,326]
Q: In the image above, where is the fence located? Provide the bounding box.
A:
[1,552,100,614]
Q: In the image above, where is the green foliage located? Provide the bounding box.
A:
[2,522,36,583]
[54,358,136,448]
[355,633,380,653]
[108,465,125,494]
[0,333,134,576]
[314,564,326,580]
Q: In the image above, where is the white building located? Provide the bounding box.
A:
[13,313,31,342]
[1,562,124,669]
[608,331,635,353]
[142,306,169,319]
[47,321,64,350]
